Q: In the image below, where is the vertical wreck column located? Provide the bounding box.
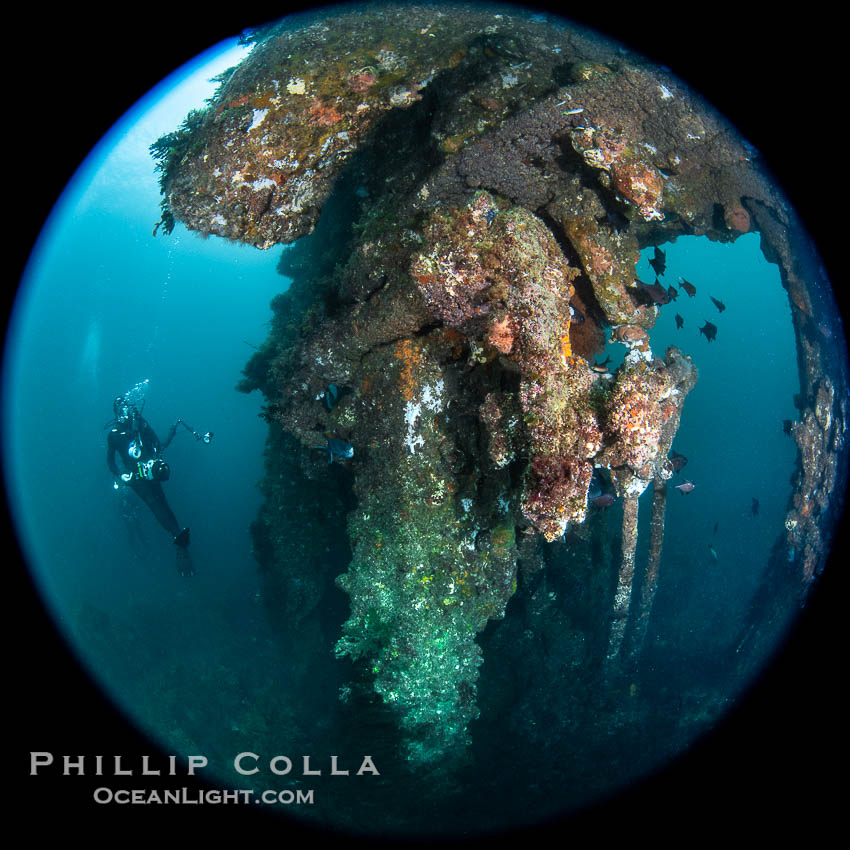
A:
[631,478,667,657]
[631,346,697,661]
[607,493,640,661]
[601,346,697,666]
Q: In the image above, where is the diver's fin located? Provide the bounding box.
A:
[173,527,190,547]
[176,546,195,577]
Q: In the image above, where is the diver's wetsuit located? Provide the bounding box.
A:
[106,415,187,549]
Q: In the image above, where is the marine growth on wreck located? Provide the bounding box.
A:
[152,1,846,774]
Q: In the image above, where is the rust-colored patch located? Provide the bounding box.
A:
[787,271,812,317]
[441,327,466,359]
[228,94,253,108]
[308,100,344,126]
[477,96,501,111]
[394,339,423,401]
[488,315,515,354]
[348,71,377,93]
[448,48,466,68]
[724,203,750,233]
[610,159,664,221]
[612,325,649,346]
[492,527,512,546]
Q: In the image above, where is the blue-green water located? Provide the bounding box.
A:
[631,236,799,660]
[3,39,286,739]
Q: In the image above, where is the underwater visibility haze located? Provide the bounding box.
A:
[6,1,848,840]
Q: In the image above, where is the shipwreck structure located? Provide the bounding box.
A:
[153,3,846,768]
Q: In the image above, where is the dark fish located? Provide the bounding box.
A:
[588,468,616,507]
[670,450,688,473]
[635,278,670,305]
[312,437,354,463]
[710,296,726,313]
[782,419,794,436]
[666,285,679,301]
[713,521,719,535]
[588,468,604,500]
[324,383,340,410]
[751,497,759,517]
[675,480,695,494]
[699,320,718,342]
[675,313,684,329]
[649,246,666,277]
[591,356,612,374]
[679,277,697,297]
[605,210,630,233]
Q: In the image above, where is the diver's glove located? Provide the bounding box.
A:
[113,474,131,489]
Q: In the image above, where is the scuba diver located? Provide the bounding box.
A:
[106,382,209,577]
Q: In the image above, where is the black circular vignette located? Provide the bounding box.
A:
[9,2,844,843]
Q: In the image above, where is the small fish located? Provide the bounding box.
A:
[669,450,688,473]
[708,543,718,562]
[674,480,695,495]
[605,210,630,233]
[699,320,718,342]
[649,246,666,277]
[634,277,670,305]
[324,383,340,410]
[590,356,612,374]
[679,277,697,297]
[710,296,726,313]
[588,468,604,500]
[713,521,719,535]
[675,313,684,329]
[666,285,679,301]
[782,419,794,436]
[312,437,354,463]
[588,469,616,507]
[751,497,759,517]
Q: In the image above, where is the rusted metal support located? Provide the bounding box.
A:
[605,346,698,668]
[607,494,639,661]
[631,477,667,657]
